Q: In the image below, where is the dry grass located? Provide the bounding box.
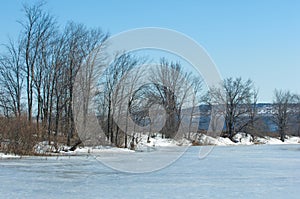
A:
[0,116,38,155]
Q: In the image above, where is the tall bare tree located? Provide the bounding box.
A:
[186,78,203,140]
[96,53,141,146]
[273,89,296,142]
[20,2,56,123]
[61,22,108,145]
[244,88,259,138]
[0,39,24,117]
[73,36,107,147]
[44,33,66,144]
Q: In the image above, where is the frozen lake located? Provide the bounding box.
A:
[1,145,300,198]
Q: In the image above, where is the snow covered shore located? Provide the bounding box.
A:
[0,153,21,159]
[70,133,300,155]
[2,133,299,157]
[197,133,300,146]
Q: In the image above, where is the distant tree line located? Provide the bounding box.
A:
[205,78,300,142]
[0,3,299,154]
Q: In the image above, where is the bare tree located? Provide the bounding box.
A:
[295,94,300,136]
[96,53,141,146]
[112,66,145,148]
[129,59,194,139]
[186,78,203,140]
[61,22,108,146]
[273,89,296,142]
[20,2,56,123]
[207,77,257,141]
[73,36,107,147]
[35,19,57,133]
[0,90,11,117]
[244,88,259,139]
[44,33,66,144]
[0,39,24,117]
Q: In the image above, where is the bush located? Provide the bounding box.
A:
[0,116,38,155]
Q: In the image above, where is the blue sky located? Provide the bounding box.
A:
[0,0,299,102]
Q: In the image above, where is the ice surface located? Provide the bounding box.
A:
[1,145,300,198]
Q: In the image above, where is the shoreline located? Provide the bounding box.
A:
[1,138,300,159]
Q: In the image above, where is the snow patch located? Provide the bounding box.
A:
[121,134,191,152]
[197,134,236,146]
[0,153,20,159]
[74,146,134,154]
[256,135,300,145]
[197,133,300,146]
[34,141,68,154]
[233,133,253,145]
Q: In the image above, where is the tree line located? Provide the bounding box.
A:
[0,3,107,154]
[205,78,300,142]
[0,3,299,154]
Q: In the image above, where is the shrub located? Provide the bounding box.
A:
[0,116,38,155]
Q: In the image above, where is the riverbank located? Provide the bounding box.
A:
[1,133,300,158]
